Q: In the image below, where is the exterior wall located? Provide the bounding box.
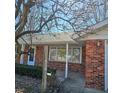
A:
[34,45,85,73]
[82,44,86,75]
[48,61,83,72]
[16,45,44,65]
[15,45,21,63]
[15,55,20,64]
[15,45,28,64]
[84,40,105,90]
[35,45,44,66]
[23,46,29,64]
[16,45,84,73]
[16,41,105,90]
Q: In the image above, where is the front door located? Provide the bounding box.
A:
[27,47,35,66]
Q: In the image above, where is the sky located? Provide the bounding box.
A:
[15,0,108,33]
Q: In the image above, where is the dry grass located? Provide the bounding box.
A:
[15,74,41,93]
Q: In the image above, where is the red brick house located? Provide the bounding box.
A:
[16,19,108,91]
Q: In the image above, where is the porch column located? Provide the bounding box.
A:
[65,43,69,78]
[20,44,25,64]
[41,45,48,93]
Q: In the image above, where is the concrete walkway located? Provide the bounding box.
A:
[84,88,107,93]
[55,70,107,93]
[56,70,84,93]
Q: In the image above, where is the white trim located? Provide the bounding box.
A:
[65,43,69,78]
[27,46,36,66]
[49,46,58,61]
[49,45,82,64]
[20,44,25,64]
[104,40,108,91]
[48,46,50,61]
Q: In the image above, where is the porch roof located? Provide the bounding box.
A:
[18,19,108,45]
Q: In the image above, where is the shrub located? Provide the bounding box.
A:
[15,63,56,79]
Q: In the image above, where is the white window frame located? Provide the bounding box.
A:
[49,46,82,64]
[49,46,58,61]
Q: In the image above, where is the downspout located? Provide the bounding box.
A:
[104,40,108,91]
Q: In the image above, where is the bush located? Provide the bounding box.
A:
[15,63,56,79]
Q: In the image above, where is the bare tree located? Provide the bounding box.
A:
[15,0,107,43]
[15,0,107,93]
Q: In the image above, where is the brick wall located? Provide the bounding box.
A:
[15,45,28,64]
[18,45,44,65]
[34,45,84,72]
[15,55,20,64]
[35,45,44,66]
[48,61,83,72]
[15,45,21,63]
[23,46,29,64]
[84,40,105,90]
[16,41,105,90]
[82,43,86,75]
[16,44,85,73]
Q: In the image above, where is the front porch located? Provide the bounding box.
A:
[16,39,107,91]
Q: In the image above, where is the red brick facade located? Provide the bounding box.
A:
[16,40,105,90]
[82,44,86,75]
[23,46,29,64]
[35,46,84,73]
[16,55,20,64]
[84,40,105,90]
[48,61,83,72]
[35,45,44,66]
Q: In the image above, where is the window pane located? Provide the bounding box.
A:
[50,48,57,61]
[72,48,80,63]
[68,48,72,62]
[57,48,66,61]
[49,46,81,63]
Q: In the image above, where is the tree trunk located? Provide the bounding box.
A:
[41,45,48,93]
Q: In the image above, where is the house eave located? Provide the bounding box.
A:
[18,19,108,45]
